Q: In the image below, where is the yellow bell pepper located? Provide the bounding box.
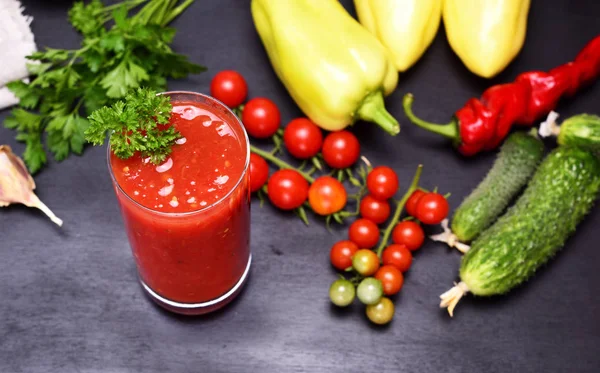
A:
[354,0,442,72]
[443,0,531,78]
[250,0,400,135]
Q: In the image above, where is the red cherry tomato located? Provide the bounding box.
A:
[283,118,323,159]
[381,244,412,272]
[249,153,269,193]
[242,98,281,139]
[330,240,359,271]
[267,169,309,210]
[391,221,424,251]
[348,218,380,249]
[359,195,391,224]
[366,166,399,201]
[210,70,248,108]
[406,190,425,217]
[375,265,404,295]
[415,192,450,225]
[321,130,360,169]
[352,249,380,276]
[308,176,347,216]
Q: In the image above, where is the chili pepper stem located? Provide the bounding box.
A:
[376,164,424,257]
[250,145,315,183]
[356,90,400,136]
[402,94,460,141]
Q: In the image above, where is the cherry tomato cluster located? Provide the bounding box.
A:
[211,70,365,223]
[328,165,450,325]
[210,70,451,327]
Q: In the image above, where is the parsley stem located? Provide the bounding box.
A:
[102,0,147,13]
[376,164,423,257]
[250,145,315,183]
[163,0,195,25]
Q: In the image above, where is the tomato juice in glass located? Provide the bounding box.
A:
[108,91,251,315]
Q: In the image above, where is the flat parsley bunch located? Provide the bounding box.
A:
[4,0,204,173]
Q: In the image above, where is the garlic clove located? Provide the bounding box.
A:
[0,145,63,226]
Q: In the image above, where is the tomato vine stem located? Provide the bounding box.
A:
[376,165,423,257]
[250,145,315,183]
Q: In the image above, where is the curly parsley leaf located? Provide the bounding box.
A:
[85,87,179,165]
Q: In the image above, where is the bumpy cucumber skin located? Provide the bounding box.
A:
[558,114,600,154]
[451,131,544,242]
[460,147,600,296]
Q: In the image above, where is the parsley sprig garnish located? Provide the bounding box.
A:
[85,88,179,165]
[4,0,204,173]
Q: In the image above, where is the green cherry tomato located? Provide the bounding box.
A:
[329,279,356,307]
[356,277,383,305]
[366,297,395,325]
[351,249,380,276]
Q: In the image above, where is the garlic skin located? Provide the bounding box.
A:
[0,0,37,109]
[0,145,63,226]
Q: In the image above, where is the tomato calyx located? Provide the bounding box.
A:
[250,146,372,227]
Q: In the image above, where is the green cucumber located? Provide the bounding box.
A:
[441,146,600,316]
[558,114,600,152]
[432,130,544,250]
[540,112,600,154]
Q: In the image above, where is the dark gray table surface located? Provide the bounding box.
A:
[1,1,600,372]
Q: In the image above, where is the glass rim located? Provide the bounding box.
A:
[106,90,251,217]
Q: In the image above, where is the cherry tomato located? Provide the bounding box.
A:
[381,244,412,273]
[375,265,404,296]
[391,221,425,251]
[348,218,380,249]
[242,98,281,138]
[366,166,399,201]
[210,70,248,108]
[329,240,359,271]
[415,192,450,225]
[283,118,323,159]
[321,130,360,169]
[249,153,269,193]
[267,169,309,210]
[366,297,394,325]
[351,249,380,276]
[406,190,425,217]
[329,279,355,307]
[356,277,383,305]
[308,176,347,216]
[359,195,391,224]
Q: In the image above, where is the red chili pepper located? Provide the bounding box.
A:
[403,35,600,155]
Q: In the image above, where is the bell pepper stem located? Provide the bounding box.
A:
[402,94,460,140]
[356,91,400,136]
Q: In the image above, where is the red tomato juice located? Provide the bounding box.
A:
[108,92,250,314]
